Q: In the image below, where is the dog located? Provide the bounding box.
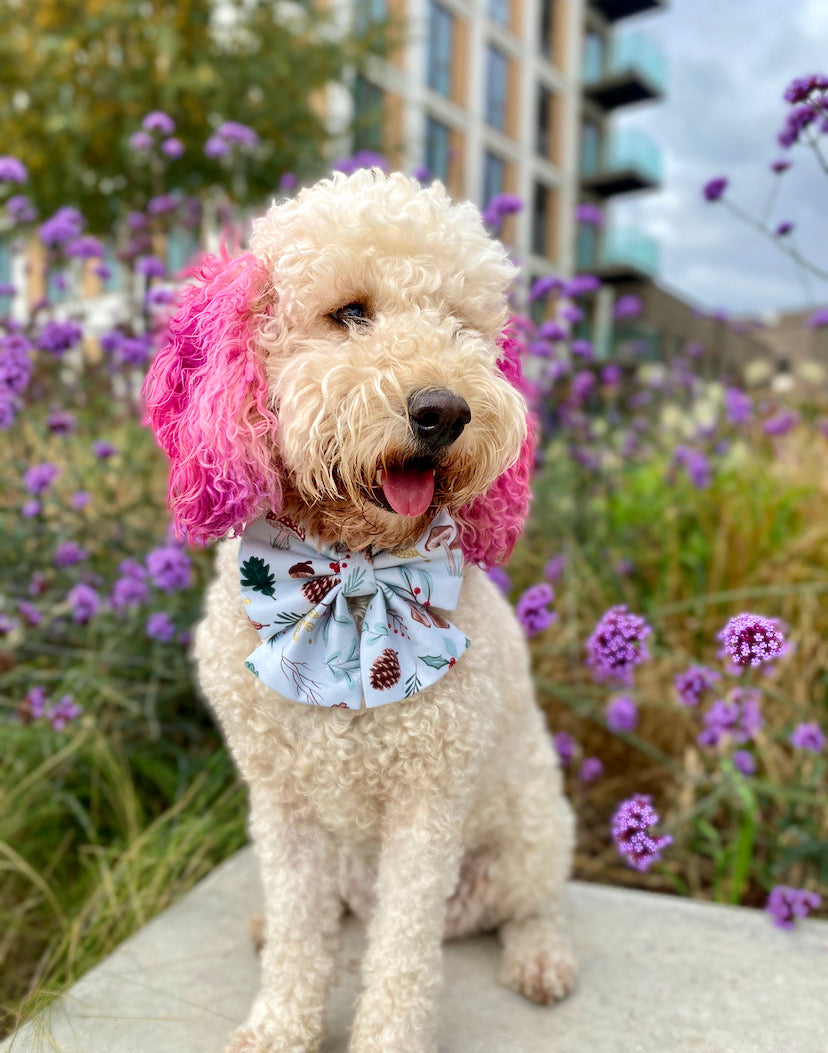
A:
[144,169,576,1053]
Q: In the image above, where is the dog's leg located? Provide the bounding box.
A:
[226,790,341,1053]
[348,793,465,1053]
[496,783,577,1006]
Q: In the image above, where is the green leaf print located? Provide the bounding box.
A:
[240,555,276,597]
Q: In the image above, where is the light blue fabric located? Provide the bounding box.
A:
[238,510,469,708]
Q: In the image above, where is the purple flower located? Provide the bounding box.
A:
[789,721,825,753]
[110,575,150,614]
[763,409,799,435]
[65,235,105,259]
[23,462,60,495]
[674,664,720,707]
[204,135,229,159]
[22,686,48,721]
[574,202,604,226]
[779,104,817,148]
[21,500,41,519]
[703,177,728,202]
[771,158,792,173]
[146,611,177,642]
[611,794,672,872]
[142,111,176,135]
[783,74,828,104]
[279,171,298,190]
[161,137,185,159]
[544,554,565,582]
[39,206,85,246]
[0,613,18,636]
[564,274,601,298]
[48,694,81,731]
[807,306,828,330]
[1,333,33,394]
[718,613,786,668]
[484,192,524,219]
[606,695,638,734]
[71,490,92,510]
[216,121,259,147]
[6,194,37,224]
[578,757,604,782]
[92,440,117,459]
[601,364,622,386]
[724,386,752,425]
[516,583,556,637]
[0,156,28,183]
[586,605,652,684]
[18,601,42,626]
[146,544,192,593]
[732,750,757,776]
[529,275,563,301]
[38,320,83,356]
[775,221,794,237]
[129,131,153,151]
[136,255,166,278]
[552,731,575,767]
[698,688,764,749]
[54,541,89,567]
[47,409,77,435]
[147,193,178,216]
[765,886,822,930]
[571,339,594,359]
[485,566,511,594]
[613,294,642,320]
[673,445,711,489]
[67,583,100,625]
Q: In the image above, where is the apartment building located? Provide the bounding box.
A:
[339,0,588,288]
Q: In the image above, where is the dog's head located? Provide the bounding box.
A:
[144,169,534,564]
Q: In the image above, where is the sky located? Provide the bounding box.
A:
[609,0,828,319]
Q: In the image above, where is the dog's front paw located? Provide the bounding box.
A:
[224,1021,321,1053]
[499,916,577,1006]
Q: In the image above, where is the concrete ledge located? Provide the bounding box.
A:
[3,847,826,1053]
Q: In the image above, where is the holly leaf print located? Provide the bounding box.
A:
[240,555,276,597]
[419,654,451,670]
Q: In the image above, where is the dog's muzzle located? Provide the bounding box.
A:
[407,389,471,453]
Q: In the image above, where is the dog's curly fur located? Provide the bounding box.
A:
[144,169,576,1053]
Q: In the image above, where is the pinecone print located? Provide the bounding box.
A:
[369,648,401,690]
[301,576,340,604]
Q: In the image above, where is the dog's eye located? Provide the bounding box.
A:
[328,302,371,329]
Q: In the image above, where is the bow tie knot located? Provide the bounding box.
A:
[239,511,469,708]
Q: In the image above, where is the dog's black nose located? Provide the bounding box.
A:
[407,389,471,451]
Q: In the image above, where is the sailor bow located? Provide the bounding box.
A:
[238,510,469,708]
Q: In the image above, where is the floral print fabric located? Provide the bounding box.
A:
[238,510,469,708]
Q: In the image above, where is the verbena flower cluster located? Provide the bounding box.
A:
[611,794,672,872]
[765,886,822,930]
[718,613,787,668]
[585,605,652,684]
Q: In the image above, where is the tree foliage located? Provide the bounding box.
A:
[0,0,386,229]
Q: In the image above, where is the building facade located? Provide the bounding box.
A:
[337,0,588,286]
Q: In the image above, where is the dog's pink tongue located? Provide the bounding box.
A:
[382,466,435,517]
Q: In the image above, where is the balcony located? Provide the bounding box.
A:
[580,127,662,197]
[600,226,659,281]
[584,32,666,110]
[589,0,666,24]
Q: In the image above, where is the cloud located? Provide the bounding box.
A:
[609,0,828,313]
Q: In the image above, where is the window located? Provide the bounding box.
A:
[426,1,454,97]
[487,0,509,27]
[575,222,597,272]
[0,238,11,314]
[485,45,508,131]
[539,0,555,59]
[483,151,505,208]
[583,30,604,83]
[580,120,600,177]
[355,0,387,35]
[536,86,552,159]
[532,182,552,257]
[424,116,451,183]
[353,75,384,153]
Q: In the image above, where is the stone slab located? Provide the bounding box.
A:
[2,847,826,1053]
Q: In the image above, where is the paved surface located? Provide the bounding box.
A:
[2,847,826,1053]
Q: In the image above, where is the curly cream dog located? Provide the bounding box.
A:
[144,169,575,1053]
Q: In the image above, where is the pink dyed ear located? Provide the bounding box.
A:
[143,250,281,543]
[455,332,536,566]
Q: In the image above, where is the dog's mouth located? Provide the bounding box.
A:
[369,457,438,518]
